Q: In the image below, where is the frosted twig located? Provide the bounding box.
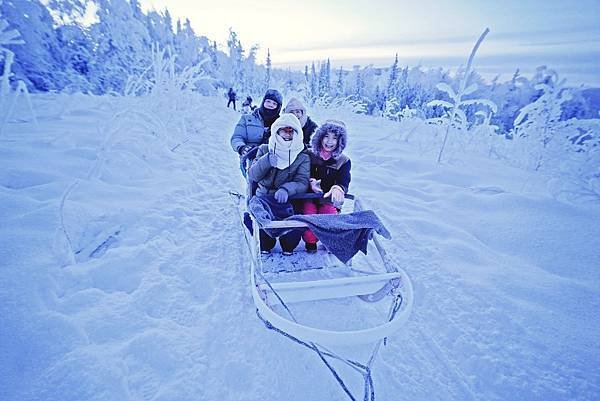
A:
[59,180,79,265]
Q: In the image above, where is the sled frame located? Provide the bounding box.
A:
[246,195,414,346]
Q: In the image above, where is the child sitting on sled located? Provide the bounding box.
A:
[302,119,351,253]
[247,113,310,255]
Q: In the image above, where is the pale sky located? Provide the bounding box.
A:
[139,0,600,85]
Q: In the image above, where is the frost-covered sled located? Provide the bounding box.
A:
[230,191,413,344]
[229,190,413,400]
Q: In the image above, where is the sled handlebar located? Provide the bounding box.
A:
[289,193,355,200]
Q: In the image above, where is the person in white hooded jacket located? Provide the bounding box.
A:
[248,113,310,200]
[248,113,310,254]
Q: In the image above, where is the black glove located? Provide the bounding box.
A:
[262,127,271,142]
[274,188,288,203]
[238,145,253,156]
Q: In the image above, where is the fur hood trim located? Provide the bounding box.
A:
[310,119,348,158]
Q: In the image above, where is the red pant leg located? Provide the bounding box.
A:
[318,203,339,215]
[302,200,318,244]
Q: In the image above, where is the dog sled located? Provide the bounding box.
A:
[229,189,413,400]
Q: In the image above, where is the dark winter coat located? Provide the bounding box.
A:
[302,117,318,146]
[248,144,310,198]
[228,89,236,100]
[309,152,351,194]
[230,108,270,153]
[309,120,351,194]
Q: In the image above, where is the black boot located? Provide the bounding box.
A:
[305,242,317,253]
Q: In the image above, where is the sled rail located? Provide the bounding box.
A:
[257,272,402,303]
[260,220,308,229]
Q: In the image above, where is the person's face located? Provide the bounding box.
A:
[264,99,278,110]
[289,108,304,120]
[321,131,338,152]
[277,126,295,141]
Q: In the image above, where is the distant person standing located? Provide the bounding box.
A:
[227,87,237,110]
[284,97,318,147]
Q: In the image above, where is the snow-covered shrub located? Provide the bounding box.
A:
[543,117,600,203]
[427,28,496,163]
[512,75,572,171]
[0,6,36,133]
[93,43,214,181]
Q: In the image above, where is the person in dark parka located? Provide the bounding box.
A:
[230,88,283,157]
[302,119,351,252]
[231,89,283,176]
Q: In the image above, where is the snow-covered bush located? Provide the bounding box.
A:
[426,28,496,163]
[512,74,572,171]
[0,3,36,133]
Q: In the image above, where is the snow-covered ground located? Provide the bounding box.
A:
[1,93,599,401]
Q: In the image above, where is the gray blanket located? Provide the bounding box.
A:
[248,195,296,238]
[249,196,391,263]
[287,211,391,263]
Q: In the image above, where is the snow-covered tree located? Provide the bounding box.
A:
[1,2,35,132]
[309,61,317,102]
[1,0,66,90]
[174,18,202,71]
[386,53,399,99]
[88,0,150,93]
[227,28,244,89]
[317,59,330,98]
[335,66,344,98]
[265,48,271,90]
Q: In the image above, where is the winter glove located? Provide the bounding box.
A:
[238,144,253,156]
[274,188,289,203]
[309,178,323,194]
[324,185,345,206]
[268,150,278,167]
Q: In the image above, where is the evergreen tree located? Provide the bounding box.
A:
[130,0,143,20]
[46,0,91,25]
[354,68,364,98]
[326,58,331,94]
[310,61,317,101]
[386,53,398,99]
[265,48,271,90]
[373,85,385,114]
[227,28,244,89]
[318,60,327,97]
[335,66,344,98]
[210,40,218,68]
[90,0,150,93]
[0,0,65,91]
[317,58,331,97]
[174,18,201,70]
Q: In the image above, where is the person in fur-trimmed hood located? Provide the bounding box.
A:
[248,113,310,255]
[284,97,318,147]
[302,119,351,252]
